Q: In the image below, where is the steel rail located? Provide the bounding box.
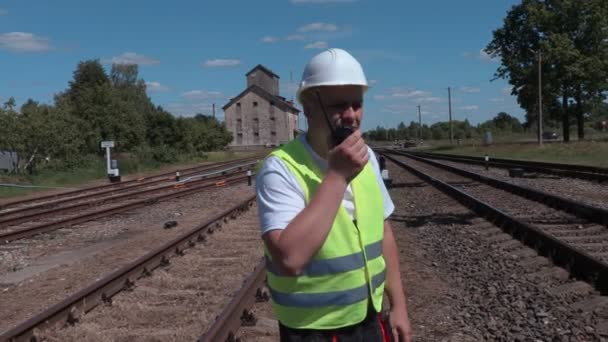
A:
[383,150,608,227]
[382,153,608,295]
[0,166,252,227]
[400,150,608,182]
[0,157,260,210]
[0,174,249,244]
[0,195,256,342]
[198,258,267,342]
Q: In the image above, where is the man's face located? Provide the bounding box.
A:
[308,85,364,133]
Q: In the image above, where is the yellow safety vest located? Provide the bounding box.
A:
[265,138,386,330]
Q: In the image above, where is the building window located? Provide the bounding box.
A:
[271,131,276,136]
[253,101,258,107]
[237,102,241,107]
[270,117,275,121]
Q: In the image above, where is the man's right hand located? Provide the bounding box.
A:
[327,129,369,182]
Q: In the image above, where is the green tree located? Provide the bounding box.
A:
[486,0,608,141]
[3,97,16,111]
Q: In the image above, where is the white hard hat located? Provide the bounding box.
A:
[297,48,368,104]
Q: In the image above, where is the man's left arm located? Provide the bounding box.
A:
[383,220,412,342]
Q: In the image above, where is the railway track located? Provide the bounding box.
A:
[199,259,268,342]
[0,169,251,244]
[384,161,606,340]
[401,150,608,182]
[381,152,608,294]
[379,150,608,227]
[0,156,260,213]
[0,196,257,342]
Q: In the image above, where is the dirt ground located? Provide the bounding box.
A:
[0,182,255,333]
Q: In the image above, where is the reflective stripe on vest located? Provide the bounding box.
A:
[265,239,383,277]
[265,137,386,329]
[269,269,385,307]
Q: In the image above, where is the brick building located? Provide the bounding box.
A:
[223,65,300,147]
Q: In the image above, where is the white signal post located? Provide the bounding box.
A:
[101,141,120,182]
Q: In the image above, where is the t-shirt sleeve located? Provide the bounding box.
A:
[255,156,306,236]
[368,147,395,219]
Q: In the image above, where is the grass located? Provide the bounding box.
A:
[422,139,608,167]
[0,149,270,199]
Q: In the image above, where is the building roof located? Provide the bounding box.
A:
[246,64,280,79]
[223,85,300,113]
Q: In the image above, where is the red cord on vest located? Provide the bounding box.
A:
[378,314,390,342]
[332,334,338,342]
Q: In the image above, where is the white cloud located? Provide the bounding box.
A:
[463,48,498,63]
[502,86,512,95]
[418,97,442,103]
[460,105,479,111]
[298,22,338,32]
[478,49,495,62]
[391,89,431,98]
[369,79,379,86]
[145,81,170,92]
[181,90,224,101]
[0,32,51,52]
[286,34,306,41]
[106,52,160,65]
[0,8,8,15]
[490,98,505,102]
[305,41,328,49]
[203,59,241,67]
[373,95,388,100]
[381,104,414,114]
[261,36,279,43]
[459,86,481,93]
[291,0,356,3]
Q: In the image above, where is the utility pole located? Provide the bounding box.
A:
[417,105,422,142]
[212,103,216,118]
[538,50,543,146]
[290,71,294,102]
[448,87,453,143]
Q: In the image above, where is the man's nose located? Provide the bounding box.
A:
[340,105,356,122]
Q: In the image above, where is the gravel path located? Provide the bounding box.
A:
[382,157,605,341]
[40,203,263,341]
[428,156,608,210]
[0,182,255,333]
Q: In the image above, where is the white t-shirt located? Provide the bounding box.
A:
[255,134,395,236]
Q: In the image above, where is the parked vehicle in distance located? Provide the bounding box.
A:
[542,131,559,140]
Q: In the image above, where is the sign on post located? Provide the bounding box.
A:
[101,141,115,148]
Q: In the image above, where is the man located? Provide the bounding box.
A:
[256,48,412,342]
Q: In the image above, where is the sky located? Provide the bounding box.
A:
[0,0,526,131]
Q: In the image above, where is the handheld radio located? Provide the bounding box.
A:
[315,89,354,146]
